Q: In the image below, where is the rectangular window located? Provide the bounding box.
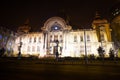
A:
[50,35,52,42]
[34,37,36,43]
[37,46,40,52]
[39,37,41,43]
[54,35,58,41]
[80,46,84,52]
[101,33,105,41]
[80,35,83,42]
[87,35,90,42]
[19,37,22,42]
[87,46,91,53]
[27,46,30,52]
[74,35,77,42]
[60,35,63,42]
[29,37,32,43]
[32,46,35,52]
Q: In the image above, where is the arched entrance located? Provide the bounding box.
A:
[41,17,71,57]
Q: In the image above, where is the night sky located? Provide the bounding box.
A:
[0,0,119,31]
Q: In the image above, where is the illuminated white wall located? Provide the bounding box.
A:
[12,29,113,57]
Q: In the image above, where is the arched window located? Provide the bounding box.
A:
[51,23,61,31]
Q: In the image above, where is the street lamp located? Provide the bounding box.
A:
[55,40,59,61]
[99,26,105,64]
[18,37,22,59]
[84,29,88,64]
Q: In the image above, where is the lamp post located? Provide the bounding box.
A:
[18,38,22,59]
[99,26,105,64]
[84,29,88,64]
[55,40,59,61]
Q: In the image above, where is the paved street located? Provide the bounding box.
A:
[0,58,120,80]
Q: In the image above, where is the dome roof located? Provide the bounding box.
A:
[92,12,108,24]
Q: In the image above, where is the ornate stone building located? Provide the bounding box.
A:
[6,14,114,58]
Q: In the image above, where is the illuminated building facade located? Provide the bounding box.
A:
[7,15,114,58]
